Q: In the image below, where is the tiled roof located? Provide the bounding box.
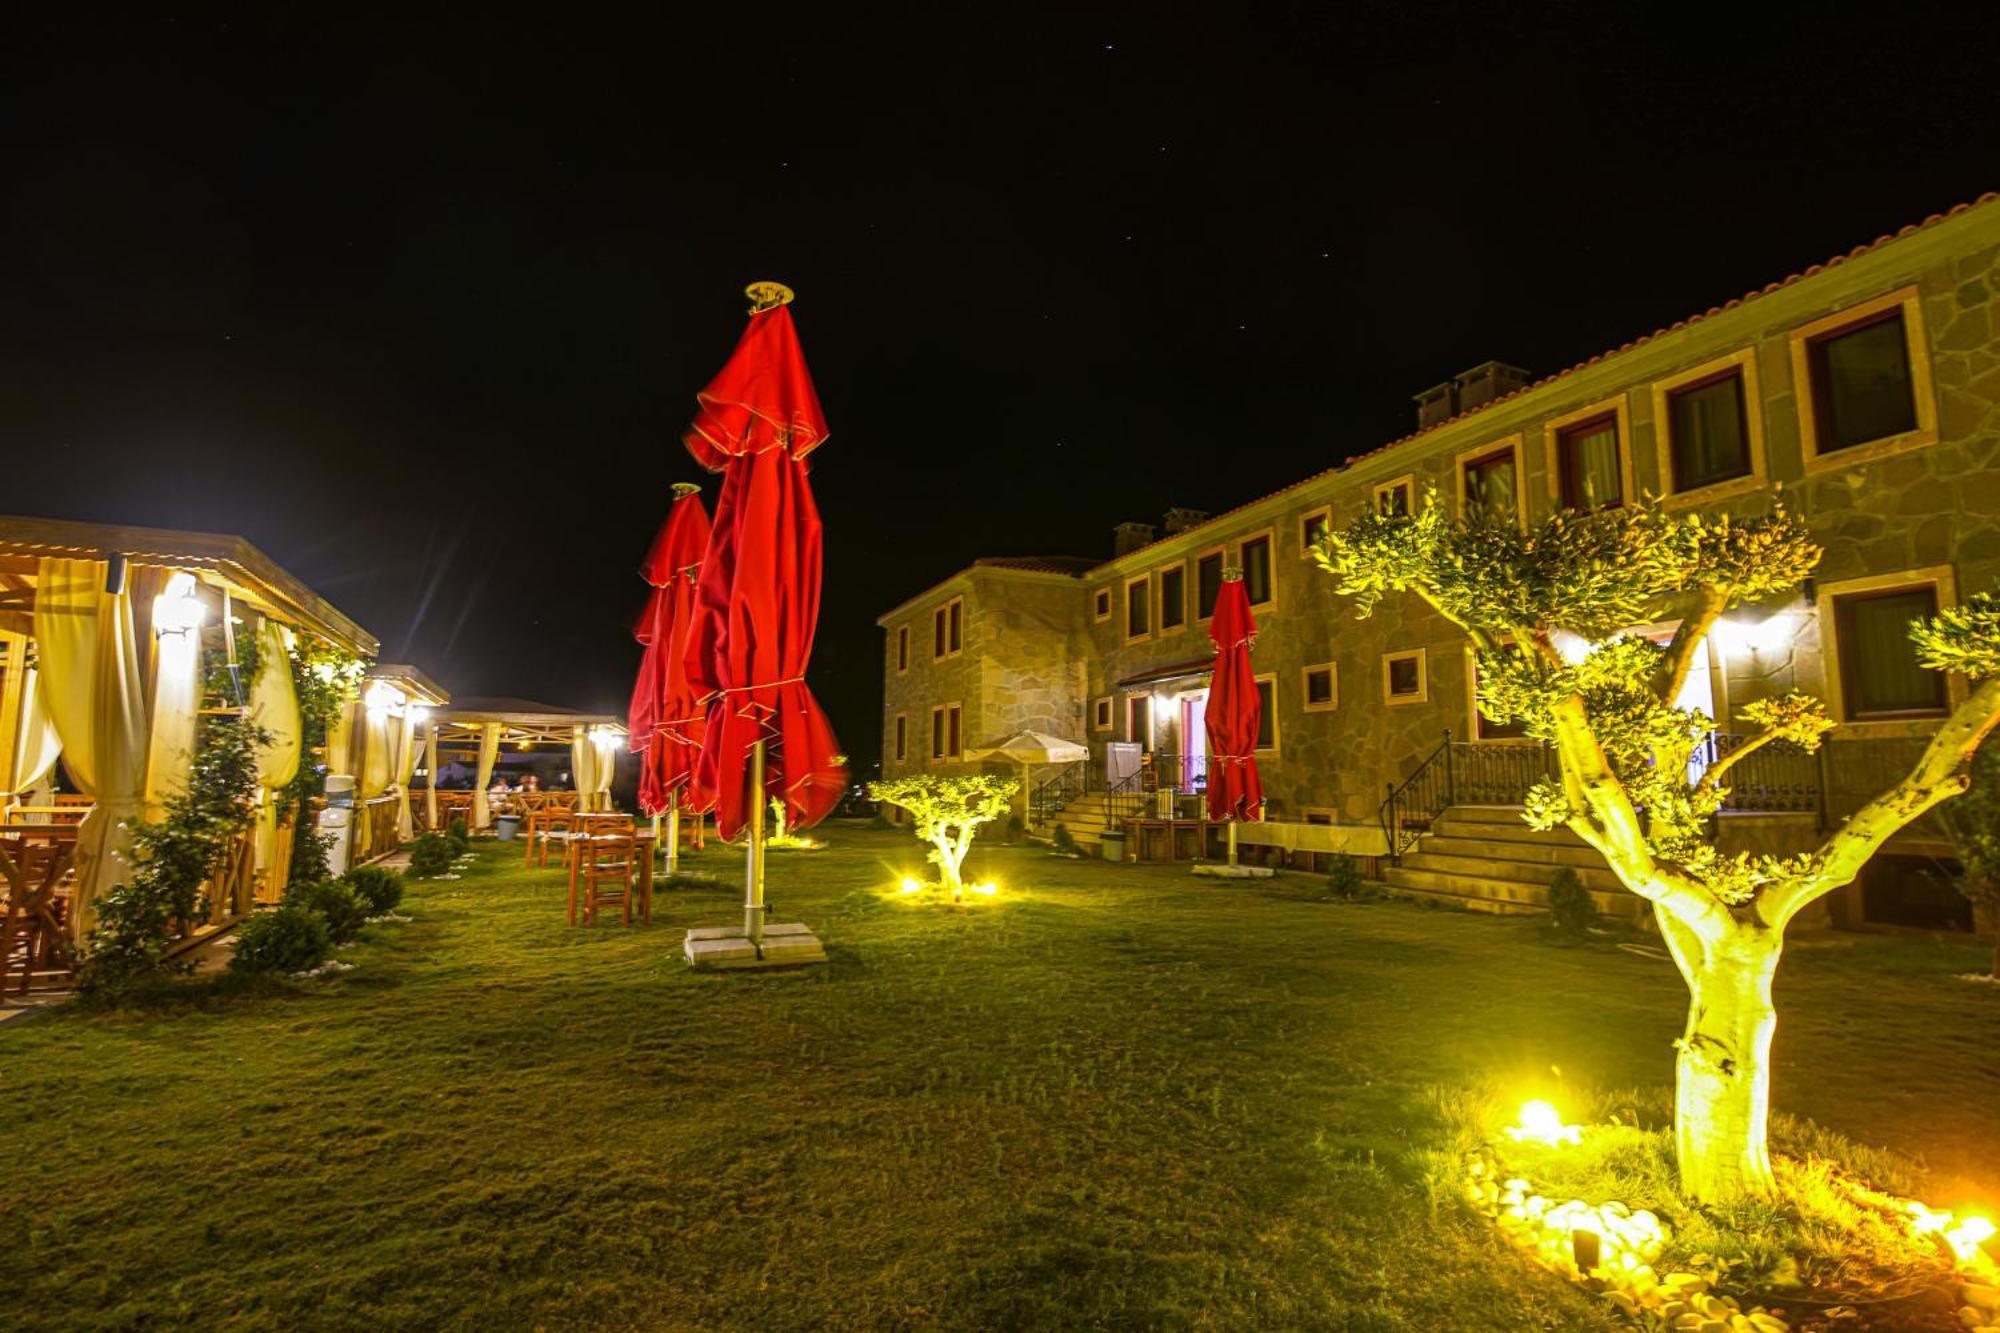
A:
[971,556,1098,576]
[1086,192,2000,572]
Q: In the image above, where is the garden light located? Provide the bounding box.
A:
[1505,1099,1581,1147]
[898,877,922,894]
[364,681,403,717]
[1909,1202,1997,1264]
[970,881,998,897]
[151,573,207,637]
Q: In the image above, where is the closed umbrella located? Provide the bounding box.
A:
[629,482,712,875]
[682,282,846,961]
[1204,572,1264,867]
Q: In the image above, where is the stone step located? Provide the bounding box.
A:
[1382,865,1645,920]
[1429,814,1590,848]
[1398,849,1625,892]
[1414,835,1615,872]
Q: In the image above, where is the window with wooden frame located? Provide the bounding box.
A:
[1093,696,1113,732]
[1301,662,1337,713]
[1253,673,1278,752]
[930,705,947,759]
[1545,399,1631,511]
[1455,437,1524,528]
[895,625,909,674]
[1382,649,1428,705]
[1375,475,1415,516]
[928,702,963,760]
[893,713,907,761]
[1124,574,1152,642]
[1790,286,1937,472]
[933,597,964,660]
[1299,506,1332,557]
[1816,565,1959,728]
[1126,694,1153,751]
[1240,533,1274,607]
[1093,586,1113,623]
[1158,563,1187,633]
[1195,549,1225,619]
[1653,349,1766,502]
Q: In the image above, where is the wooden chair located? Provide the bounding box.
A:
[546,791,580,811]
[0,830,78,993]
[529,809,577,869]
[575,833,636,926]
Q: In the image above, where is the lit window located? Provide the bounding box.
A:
[1196,552,1223,618]
[1159,565,1186,631]
[1241,535,1273,606]
[1665,369,1752,493]
[1834,586,1946,719]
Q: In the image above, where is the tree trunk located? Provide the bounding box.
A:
[1674,929,1782,1203]
[931,834,966,890]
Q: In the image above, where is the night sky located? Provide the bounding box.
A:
[5,7,1998,775]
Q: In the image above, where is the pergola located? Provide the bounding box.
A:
[347,663,452,860]
[0,515,379,948]
[423,696,626,827]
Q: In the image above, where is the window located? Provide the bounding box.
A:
[1156,564,1186,632]
[1658,354,1760,497]
[1457,439,1522,526]
[1790,287,1937,470]
[1375,476,1414,516]
[1093,696,1113,731]
[1196,550,1224,619]
[1300,506,1331,556]
[893,714,907,761]
[1093,587,1112,623]
[929,702,963,760]
[1302,662,1337,713]
[1240,534,1273,606]
[1125,575,1151,642]
[895,626,909,674]
[932,597,963,660]
[1382,649,1428,705]
[1127,695,1153,751]
[1549,403,1627,510]
[1254,674,1277,752]
[1834,586,1946,720]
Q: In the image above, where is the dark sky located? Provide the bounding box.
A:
[5,6,1998,775]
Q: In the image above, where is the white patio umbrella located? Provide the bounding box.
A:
[966,729,1089,828]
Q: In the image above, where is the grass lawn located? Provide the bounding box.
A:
[4,826,1997,1330]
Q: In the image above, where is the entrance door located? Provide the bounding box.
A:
[1180,690,1209,794]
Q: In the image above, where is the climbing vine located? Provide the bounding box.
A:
[279,637,366,884]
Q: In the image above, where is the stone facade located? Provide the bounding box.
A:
[879,198,2000,856]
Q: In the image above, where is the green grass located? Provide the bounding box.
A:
[3,828,1997,1330]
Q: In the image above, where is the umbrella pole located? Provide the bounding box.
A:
[744,740,767,948]
[1227,818,1238,867]
[664,795,679,879]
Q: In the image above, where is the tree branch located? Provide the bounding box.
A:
[1661,587,1727,705]
[1693,726,1784,805]
[1771,675,2000,929]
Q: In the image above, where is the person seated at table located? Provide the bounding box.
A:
[520,774,540,794]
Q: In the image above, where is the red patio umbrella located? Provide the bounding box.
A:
[682,282,847,948]
[628,482,711,871]
[1204,572,1264,864]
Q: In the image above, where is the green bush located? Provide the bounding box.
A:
[408,833,455,878]
[1005,813,1025,844]
[1547,867,1599,940]
[447,817,471,854]
[342,865,405,915]
[230,905,331,974]
[1050,823,1077,855]
[287,878,367,944]
[1326,853,1369,900]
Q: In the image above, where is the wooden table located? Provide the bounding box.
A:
[566,828,654,926]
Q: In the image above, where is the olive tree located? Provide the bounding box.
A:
[1315,494,2000,1203]
[870,774,1019,892]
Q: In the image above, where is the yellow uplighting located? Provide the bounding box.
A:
[1504,1099,1581,1147]
[898,877,923,894]
[970,881,999,897]
[1908,1202,1997,1265]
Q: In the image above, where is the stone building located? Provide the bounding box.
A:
[877,195,2000,924]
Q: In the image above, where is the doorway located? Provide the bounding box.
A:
[1179,690,1209,794]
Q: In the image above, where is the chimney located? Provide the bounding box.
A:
[1113,521,1157,556]
[1413,381,1457,430]
[1161,507,1210,536]
[1452,361,1532,413]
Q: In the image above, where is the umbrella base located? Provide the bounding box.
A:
[683,921,828,970]
[1191,863,1275,879]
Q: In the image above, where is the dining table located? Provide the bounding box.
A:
[564,822,657,926]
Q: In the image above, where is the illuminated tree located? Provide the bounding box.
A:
[1315,494,2000,1203]
[1936,737,2000,977]
[870,774,1020,892]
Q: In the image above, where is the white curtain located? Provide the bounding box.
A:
[472,721,500,827]
[142,571,204,819]
[248,621,301,895]
[393,709,420,841]
[9,668,62,799]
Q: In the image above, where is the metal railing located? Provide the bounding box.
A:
[1379,731,1454,864]
[1704,733,1821,816]
[1451,739,1557,806]
[1031,761,1089,825]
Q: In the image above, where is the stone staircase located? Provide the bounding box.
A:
[1382,805,1646,921]
[1040,792,1113,851]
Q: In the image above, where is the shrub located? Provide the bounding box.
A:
[408,833,455,877]
[287,878,367,944]
[1325,853,1369,900]
[1051,823,1077,855]
[1547,867,1598,940]
[230,905,331,974]
[342,865,405,915]
[447,817,471,854]
[1005,813,1024,844]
